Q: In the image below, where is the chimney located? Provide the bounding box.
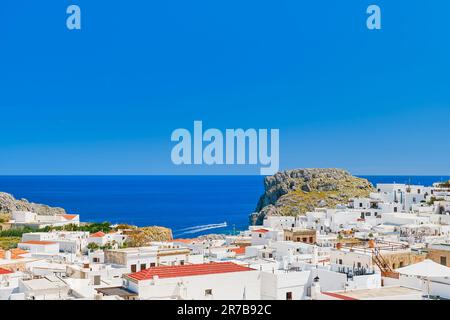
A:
[94,293,103,300]
[311,276,321,300]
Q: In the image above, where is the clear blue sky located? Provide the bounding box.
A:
[1,1,449,175]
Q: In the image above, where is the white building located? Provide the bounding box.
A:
[18,241,60,255]
[11,211,80,228]
[22,231,89,254]
[260,269,311,300]
[250,228,283,246]
[124,262,261,300]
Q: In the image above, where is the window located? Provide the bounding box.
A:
[205,289,213,296]
[150,263,156,267]
[394,207,398,213]
[302,237,307,242]
[93,257,100,263]
[357,262,361,268]
[286,292,292,300]
[259,234,262,238]
[309,237,314,243]
[131,264,137,273]
[338,259,343,265]
[440,256,447,266]
[140,263,146,270]
[180,260,185,265]
[359,203,363,208]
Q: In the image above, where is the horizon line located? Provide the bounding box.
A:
[0,174,449,177]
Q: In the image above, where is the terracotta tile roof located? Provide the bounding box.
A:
[173,238,196,244]
[253,229,269,233]
[321,292,358,300]
[61,214,78,220]
[90,231,106,238]
[0,268,13,275]
[20,241,57,245]
[0,248,29,259]
[12,248,29,256]
[128,262,254,281]
[230,246,246,255]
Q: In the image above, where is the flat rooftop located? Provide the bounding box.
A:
[323,286,422,300]
[96,286,137,298]
[22,276,67,291]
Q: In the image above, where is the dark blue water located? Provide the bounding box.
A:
[0,175,448,236]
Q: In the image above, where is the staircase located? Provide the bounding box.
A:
[372,247,399,279]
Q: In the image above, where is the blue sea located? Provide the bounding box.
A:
[0,175,448,237]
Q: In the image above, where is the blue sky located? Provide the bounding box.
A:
[1,0,449,175]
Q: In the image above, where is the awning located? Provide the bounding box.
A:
[396,259,450,278]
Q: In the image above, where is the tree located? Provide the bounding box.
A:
[87,242,99,251]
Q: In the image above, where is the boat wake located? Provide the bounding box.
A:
[175,222,228,235]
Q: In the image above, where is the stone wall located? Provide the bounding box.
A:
[427,249,450,267]
[383,251,426,269]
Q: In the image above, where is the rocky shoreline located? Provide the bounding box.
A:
[0,192,66,218]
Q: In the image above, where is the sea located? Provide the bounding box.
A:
[0,175,448,237]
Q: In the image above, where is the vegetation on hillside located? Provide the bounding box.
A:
[126,226,173,247]
[0,237,21,250]
[251,168,374,225]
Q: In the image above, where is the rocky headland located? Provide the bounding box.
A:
[0,192,67,220]
[250,168,374,225]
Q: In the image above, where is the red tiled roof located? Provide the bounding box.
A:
[321,292,358,300]
[173,238,196,244]
[0,248,29,259]
[128,262,254,281]
[0,267,13,275]
[230,246,246,255]
[0,268,13,275]
[253,229,269,233]
[20,241,57,245]
[61,214,78,220]
[90,231,106,238]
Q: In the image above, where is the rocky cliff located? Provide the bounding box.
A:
[139,226,173,241]
[0,192,66,218]
[250,168,374,225]
[126,226,173,246]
